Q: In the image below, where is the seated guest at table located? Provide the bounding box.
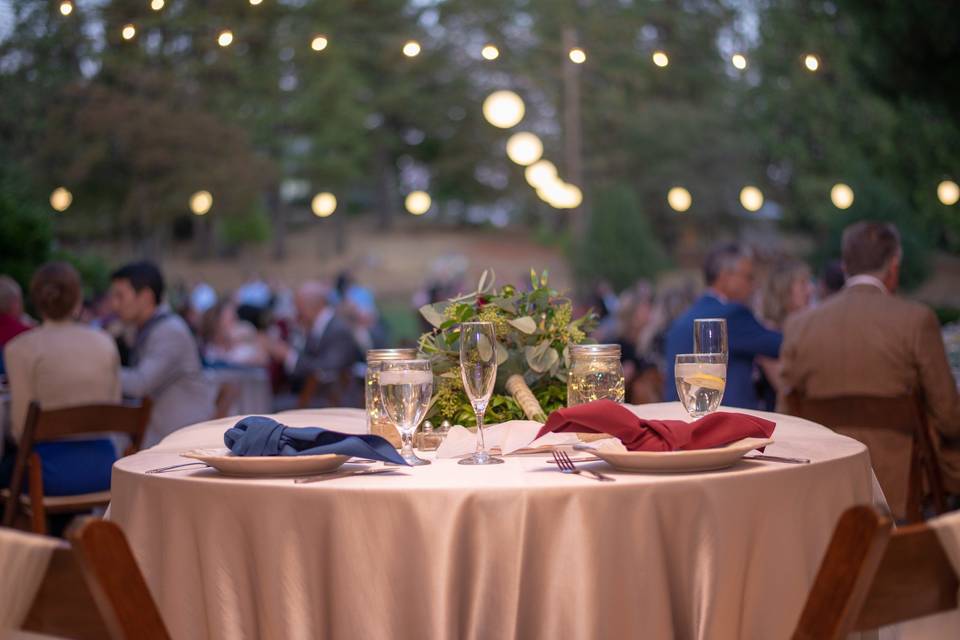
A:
[0,275,33,375]
[110,262,214,447]
[200,300,269,368]
[779,222,960,516]
[613,282,663,404]
[664,242,783,409]
[755,259,814,410]
[266,281,360,389]
[2,262,120,495]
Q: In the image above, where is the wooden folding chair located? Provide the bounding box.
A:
[14,517,170,640]
[2,399,152,534]
[793,505,959,639]
[785,392,947,522]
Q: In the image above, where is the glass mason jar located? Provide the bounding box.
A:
[567,344,625,407]
[366,348,419,447]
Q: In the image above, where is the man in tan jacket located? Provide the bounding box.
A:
[779,221,960,518]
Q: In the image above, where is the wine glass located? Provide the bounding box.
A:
[693,318,728,362]
[674,353,727,418]
[458,322,504,466]
[377,359,434,466]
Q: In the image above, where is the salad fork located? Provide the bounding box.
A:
[552,449,615,482]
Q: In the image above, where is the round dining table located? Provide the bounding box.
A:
[108,403,881,640]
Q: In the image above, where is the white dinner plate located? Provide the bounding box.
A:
[181,448,350,477]
[579,437,774,473]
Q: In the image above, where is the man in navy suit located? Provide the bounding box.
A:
[664,243,782,409]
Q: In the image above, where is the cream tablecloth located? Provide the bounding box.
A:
[108,403,877,640]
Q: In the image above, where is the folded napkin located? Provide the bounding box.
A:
[225,416,409,465]
[536,400,775,451]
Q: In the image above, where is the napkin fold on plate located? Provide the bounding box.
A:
[225,416,409,465]
[536,399,776,452]
[435,420,585,459]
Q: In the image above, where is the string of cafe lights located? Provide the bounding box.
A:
[48,2,959,217]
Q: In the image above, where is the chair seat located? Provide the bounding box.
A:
[1,489,111,512]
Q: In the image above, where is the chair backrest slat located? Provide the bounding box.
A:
[33,400,153,448]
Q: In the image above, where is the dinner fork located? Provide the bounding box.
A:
[144,461,209,474]
[552,449,615,482]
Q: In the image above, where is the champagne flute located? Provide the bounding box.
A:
[458,322,504,466]
[694,318,728,362]
[675,353,727,418]
[378,359,433,466]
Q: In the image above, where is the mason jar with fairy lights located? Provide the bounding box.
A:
[566,344,625,407]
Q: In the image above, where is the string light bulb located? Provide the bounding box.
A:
[189,191,213,216]
[830,183,854,209]
[218,30,234,47]
[311,35,328,52]
[732,54,747,70]
[739,186,764,212]
[482,90,525,129]
[405,191,431,215]
[59,1,73,16]
[249,0,263,5]
[311,192,337,217]
[50,187,72,212]
[150,0,164,11]
[804,54,820,72]
[937,180,959,206]
[568,48,586,64]
[524,160,558,189]
[653,51,669,68]
[505,132,544,166]
[481,45,499,61]
[667,187,691,212]
[121,24,137,41]
[403,41,421,57]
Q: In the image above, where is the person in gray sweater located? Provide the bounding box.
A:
[110,262,214,447]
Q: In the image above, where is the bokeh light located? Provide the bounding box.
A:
[538,182,583,209]
[804,54,820,72]
[653,51,669,67]
[218,30,234,47]
[403,41,421,57]
[937,180,959,206]
[405,191,432,215]
[667,186,691,212]
[50,187,72,212]
[121,24,136,41]
[739,186,764,212]
[311,192,337,217]
[150,0,165,11]
[505,132,544,166]
[481,45,499,61]
[568,48,586,64]
[830,183,854,209]
[189,191,213,216]
[732,54,747,70]
[59,1,73,16]
[482,90,525,129]
[249,0,263,5]
[524,160,558,189]
[311,36,328,52]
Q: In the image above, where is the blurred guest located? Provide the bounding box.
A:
[0,275,32,352]
[2,262,120,495]
[614,283,663,404]
[818,259,846,300]
[236,273,272,310]
[664,243,782,409]
[780,222,960,515]
[266,281,360,387]
[110,262,214,447]
[200,301,269,367]
[755,260,814,409]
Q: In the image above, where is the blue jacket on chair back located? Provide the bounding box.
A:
[664,293,783,410]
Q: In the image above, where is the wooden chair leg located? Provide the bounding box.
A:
[28,452,47,535]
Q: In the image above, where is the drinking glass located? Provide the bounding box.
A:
[674,353,727,418]
[378,359,434,466]
[458,322,504,466]
[693,318,728,362]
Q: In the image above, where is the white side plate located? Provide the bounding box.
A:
[181,448,349,477]
[582,437,774,473]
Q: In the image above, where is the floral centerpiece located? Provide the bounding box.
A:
[418,270,597,426]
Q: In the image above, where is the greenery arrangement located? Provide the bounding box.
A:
[418,270,597,426]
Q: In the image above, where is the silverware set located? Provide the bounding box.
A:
[743,453,810,464]
[551,449,615,482]
[145,461,209,474]
[294,468,398,484]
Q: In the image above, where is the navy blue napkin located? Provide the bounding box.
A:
[224,416,409,466]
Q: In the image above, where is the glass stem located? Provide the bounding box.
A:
[401,430,414,459]
[475,409,487,455]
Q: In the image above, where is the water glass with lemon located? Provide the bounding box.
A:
[676,318,729,418]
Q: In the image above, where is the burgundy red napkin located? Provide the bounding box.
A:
[536,400,775,452]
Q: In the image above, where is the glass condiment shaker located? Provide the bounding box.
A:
[567,344,625,407]
[366,348,419,448]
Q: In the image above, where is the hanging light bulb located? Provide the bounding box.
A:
[937,180,959,206]
[405,191,432,215]
[59,1,73,16]
[311,192,337,217]
[652,51,669,67]
[524,160,558,189]
[568,48,586,64]
[218,30,234,47]
[830,183,854,209]
[50,187,73,212]
[739,186,764,212]
[667,187,691,212]
[249,0,263,5]
[804,54,820,72]
[505,132,544,166]
[731,54,747,70]
[481,45,499,61]
[482,90,525,129]
[402,41,421,57]
[121,24,137,41]
[311,35,328,52]
[189,191,213,216]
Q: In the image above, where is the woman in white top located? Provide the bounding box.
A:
[2,262,121,496]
